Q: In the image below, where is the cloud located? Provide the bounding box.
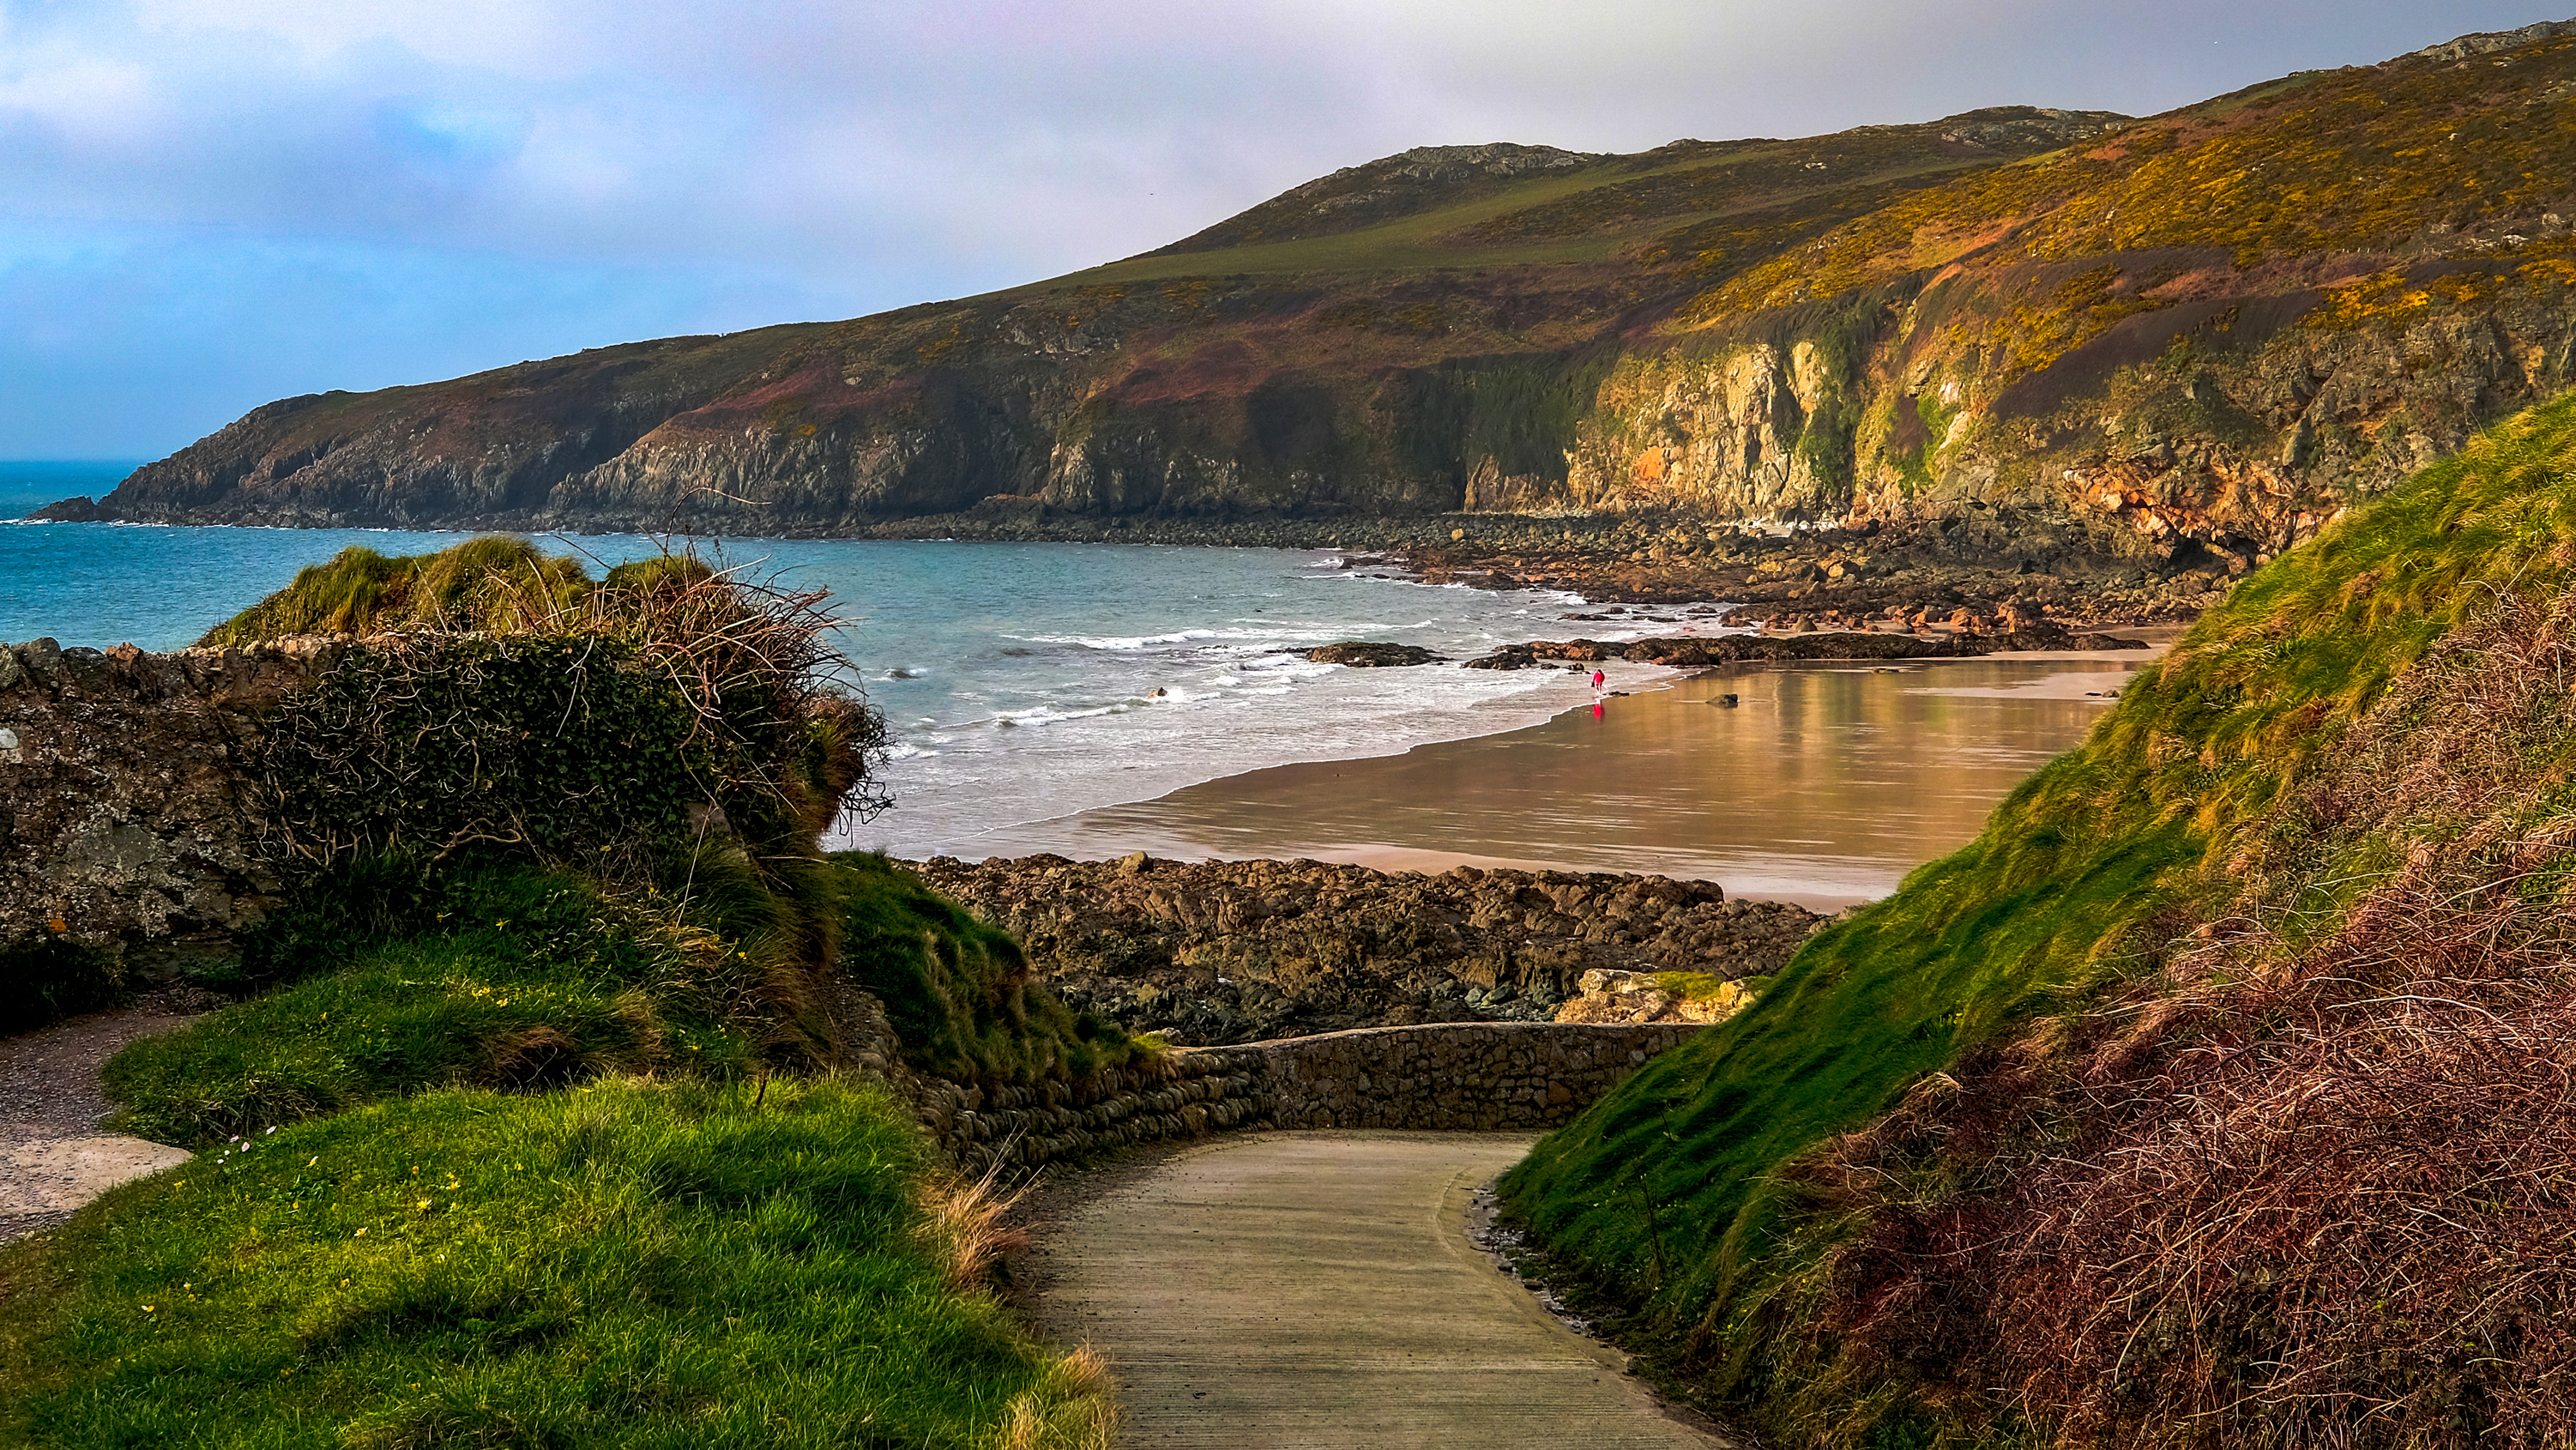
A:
[0,0,2555,455]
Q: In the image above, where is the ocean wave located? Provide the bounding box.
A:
[1008,625,1312,650]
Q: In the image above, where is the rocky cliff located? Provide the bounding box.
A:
[53,21,2576,577]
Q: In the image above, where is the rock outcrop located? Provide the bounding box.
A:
[903,854,1824,1045]
[1551,967,1759,1026]
[1302,641,1443,667]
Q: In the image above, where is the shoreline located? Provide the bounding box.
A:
[914,644,2168,911]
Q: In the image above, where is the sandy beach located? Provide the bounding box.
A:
[954,643,2167,910]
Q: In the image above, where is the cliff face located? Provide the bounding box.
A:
[72,21,2576,574]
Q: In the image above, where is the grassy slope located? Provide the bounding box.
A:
[1686,39,2576,368]
[0,553,1142,1447]
[5,857,1124,1447]
[0,1078,1101,1449]
[835,853,1139,1087]
[1048,132,2034,287]
[101,865,758,1148]
[1501,390,2576,1427]
[117,116,2097,490]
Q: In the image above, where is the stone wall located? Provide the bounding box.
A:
[0,637,336,964]
[920,1020,1706,1174]
[1243,1021,1707,1130]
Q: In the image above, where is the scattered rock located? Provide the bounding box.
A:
[905,855,1825,1046]
[1303,641,1443,668]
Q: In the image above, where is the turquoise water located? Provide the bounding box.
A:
[0,461,136,520]
[3,468,1740,856]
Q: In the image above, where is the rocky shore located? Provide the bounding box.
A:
[27,491,2225,637]
[856,505,2224,637]
[843,506,2227,631]
[1366,512,2229,633]
[902,853,1825,1046]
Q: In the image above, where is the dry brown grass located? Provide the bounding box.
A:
[1787,593,2576,1449]
[990,1345,1119,1450]
[920,1160,1037,1294]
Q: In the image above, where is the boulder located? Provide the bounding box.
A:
[1552,968,1756,1025]
[1303,641,1443,668]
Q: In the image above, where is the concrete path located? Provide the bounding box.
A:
[0,1003,196,1241]
[1030,1131,1737,1449]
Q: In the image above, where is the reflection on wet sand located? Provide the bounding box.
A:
[962,658,2146,910]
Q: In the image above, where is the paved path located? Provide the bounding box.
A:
[0,1004,196,1241]
[1030,1131,1736,1449]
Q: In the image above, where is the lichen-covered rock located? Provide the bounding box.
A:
[1552,967,1756,1025]
[904,853,1823,1046]
[0,638,337,967]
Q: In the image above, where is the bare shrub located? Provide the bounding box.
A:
[247,542,889,878]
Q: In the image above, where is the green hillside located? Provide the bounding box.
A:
[1503,389,2576,1447]
[90,23,2576,583]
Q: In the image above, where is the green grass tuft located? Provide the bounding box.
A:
[104,866,757,1148]
[833,853,1139,1087]
[196,536,593,646]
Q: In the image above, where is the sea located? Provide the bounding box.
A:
[0,461,1731,861]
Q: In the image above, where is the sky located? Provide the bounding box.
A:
[0,0,2561,460]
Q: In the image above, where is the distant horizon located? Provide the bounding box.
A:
[0,461,146,511]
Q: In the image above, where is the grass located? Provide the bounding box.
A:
[833,853,1143,1088]
[1695,36,2576,321]
[1032,118,2089,292]
[105,852,1158,1151]
[101,865,757,1149]
[1499,389,2576,1440]
[196,536,591,645]
[0,1077,1110,1449]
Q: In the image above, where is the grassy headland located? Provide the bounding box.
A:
[0,538,1136,1447]
[79,22,2576,623]
[1502,390,2576,1447]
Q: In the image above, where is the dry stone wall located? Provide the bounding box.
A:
[0,637,337,964]
[920,1020,1705,1174]
[1243,1021,1706,1130]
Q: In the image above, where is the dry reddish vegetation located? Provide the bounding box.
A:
[1801,594,2576,1448]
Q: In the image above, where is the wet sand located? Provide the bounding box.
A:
[960,652,2157,910]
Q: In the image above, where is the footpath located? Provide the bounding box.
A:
[0,1003,194,1242]
[1028,1130,1737,1449]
